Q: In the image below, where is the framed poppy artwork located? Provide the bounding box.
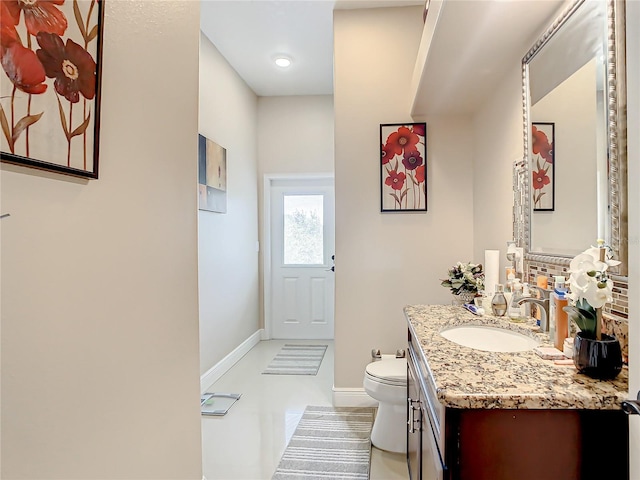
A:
[380,122,427,212]
[198,134,227,213]
[531,122,555,211]
[0,0,105,179]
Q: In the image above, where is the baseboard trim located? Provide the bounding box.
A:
[332,387,378,407]
[200,329,263,393]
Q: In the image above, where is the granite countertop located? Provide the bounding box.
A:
[405,304,629,410]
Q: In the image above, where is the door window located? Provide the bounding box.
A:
[283,194,324,265]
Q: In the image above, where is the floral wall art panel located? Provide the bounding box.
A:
[0,0,105,179]
[198,134,227,213]
[531,122,555,211]
[380,122,427,212]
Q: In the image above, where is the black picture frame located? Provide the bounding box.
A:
[0,0,105,179]
[531,122,555,212]
[380,122,427,212]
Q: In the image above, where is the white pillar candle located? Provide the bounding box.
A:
[484,249,500,298]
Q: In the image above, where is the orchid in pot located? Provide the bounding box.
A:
[563,241,622,379]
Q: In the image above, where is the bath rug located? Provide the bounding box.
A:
[262,344,327,375]
[200,392,241,416]
[272,406,374,479]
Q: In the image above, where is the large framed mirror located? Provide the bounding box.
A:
[517,0,627,276]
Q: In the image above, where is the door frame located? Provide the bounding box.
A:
[262,173,335,340]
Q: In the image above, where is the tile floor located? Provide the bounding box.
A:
[201,339,409,480]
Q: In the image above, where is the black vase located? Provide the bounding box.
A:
[573,331,623,380]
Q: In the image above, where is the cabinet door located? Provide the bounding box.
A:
[407,356,421,480]
[420,406,443,480]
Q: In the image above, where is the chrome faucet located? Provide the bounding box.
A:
[517,287,551,332]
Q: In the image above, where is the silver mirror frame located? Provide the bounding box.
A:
[517,0,627,276]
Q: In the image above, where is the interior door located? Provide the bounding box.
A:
[270,179,335,339]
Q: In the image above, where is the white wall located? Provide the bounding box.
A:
[198,33,260,376]
[333,6,474,387]
[0,2,202,478]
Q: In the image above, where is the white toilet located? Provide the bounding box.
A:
[363,356,407,453]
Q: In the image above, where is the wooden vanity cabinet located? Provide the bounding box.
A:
[407,354,421,480]
[407,332,447,480]
[449,408,628,480]
[407,329,629,480]
[408,347,445,480]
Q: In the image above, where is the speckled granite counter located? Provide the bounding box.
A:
[405,304,628,410]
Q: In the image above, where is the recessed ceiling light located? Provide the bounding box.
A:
[274,56,292,68]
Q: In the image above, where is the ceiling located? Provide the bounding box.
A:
[200,0,424,97]
[410,0,564,116]
[201,0,565,113]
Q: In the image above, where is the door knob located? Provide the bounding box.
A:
[622,391,640,415]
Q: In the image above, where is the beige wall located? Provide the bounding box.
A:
[258,95,334,176]
[198,33,260,375]
[469,5,569,281]
[471,63,525,271]
[0,2,202,478]
[333,6,474,388]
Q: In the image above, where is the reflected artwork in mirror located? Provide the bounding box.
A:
[517,0,627,276]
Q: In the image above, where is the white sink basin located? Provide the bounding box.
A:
[440,325,538,352]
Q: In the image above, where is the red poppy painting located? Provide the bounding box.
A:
[0,0,104,179]
[380,123,427,212]
[531,122,555,211]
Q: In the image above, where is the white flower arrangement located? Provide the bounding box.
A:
[565,241,620,339]
[440,262,484,295]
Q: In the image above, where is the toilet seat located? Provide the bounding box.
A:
[365,358,407,386]
[363,357,408,453]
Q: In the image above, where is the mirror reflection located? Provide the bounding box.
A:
[527,0,607,256]
[520,0,627,275]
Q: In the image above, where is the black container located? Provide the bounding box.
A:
[573,331,623,380]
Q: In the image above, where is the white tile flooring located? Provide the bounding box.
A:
[201,339,409,480]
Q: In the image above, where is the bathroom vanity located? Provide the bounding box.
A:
[405,305,629,480]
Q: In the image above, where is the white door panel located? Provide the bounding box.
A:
[270,179,335,339]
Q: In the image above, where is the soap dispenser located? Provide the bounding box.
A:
[491,284,507,317]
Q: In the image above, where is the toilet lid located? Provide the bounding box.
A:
[365,358,407,384]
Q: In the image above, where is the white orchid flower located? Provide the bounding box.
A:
[583,280,613,308]
[567,273,588,303]
[606,258,621,268]
[583,246,621,269]
[566,243,620,310]
[569,252,598,274]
